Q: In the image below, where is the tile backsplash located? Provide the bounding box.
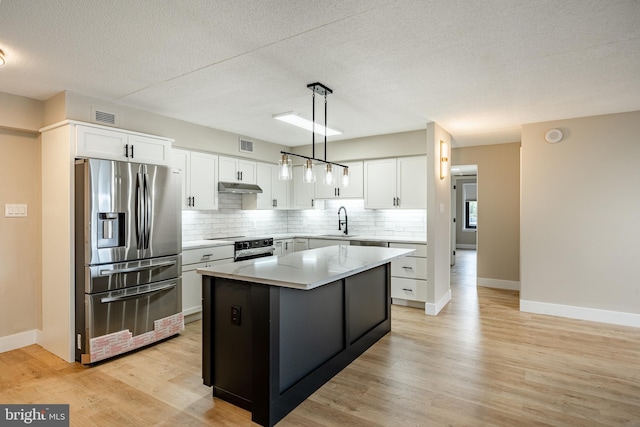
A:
[182,194,426,242]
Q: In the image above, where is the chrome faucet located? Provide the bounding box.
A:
[338,206,348,235]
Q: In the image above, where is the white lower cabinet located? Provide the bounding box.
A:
[274,239,294,255]
[308,238,350,249]
[390,242,427,306]
[293,238,308,252]
[182,245,233,321]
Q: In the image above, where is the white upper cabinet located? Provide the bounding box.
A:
[243,162,290,210]
[76,124,171,166]
[364,156,426,209]
[172,148,218,210]
[219,156,256,184]
[396,156,427,209]
[271,164,290,209]
[313,161,363,199]
[291,165,324,210]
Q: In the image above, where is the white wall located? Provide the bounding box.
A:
[521,110,640,327]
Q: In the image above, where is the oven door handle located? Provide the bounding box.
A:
[99,260,177,276]
[100,282,177,303]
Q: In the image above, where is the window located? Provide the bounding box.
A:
[462,182,477,230]
[465,200,477,229]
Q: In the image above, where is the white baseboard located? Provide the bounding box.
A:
[456,244,477,250]
[477,277,520,291]
[0,329,37,353]
[520,300,640,328]
[425,290,452,316]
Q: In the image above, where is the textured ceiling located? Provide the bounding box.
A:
[0,0,639,147]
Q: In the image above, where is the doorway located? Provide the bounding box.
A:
[451,165,477,286]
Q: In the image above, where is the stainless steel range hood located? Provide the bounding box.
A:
[218,181,263,194]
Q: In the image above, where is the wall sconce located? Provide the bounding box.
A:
[440,140,448,180]
[0,49,5,66]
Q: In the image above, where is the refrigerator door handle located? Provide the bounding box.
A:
[100,282,177,303]
[135,172,145,249]
[143,173,151,249]
[98,260,177,276]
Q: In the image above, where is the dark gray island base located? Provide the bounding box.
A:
[201,263,391,427]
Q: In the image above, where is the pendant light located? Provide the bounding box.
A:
[277,82,348,185]
[324,164,333,185]
[303,159,315,183]
[278,154,292,180]
[342,167,350,187]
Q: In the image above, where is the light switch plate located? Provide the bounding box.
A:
[5,204,28,217]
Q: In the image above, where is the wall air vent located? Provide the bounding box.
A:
[91,106,117,126]
[239,138,254,153]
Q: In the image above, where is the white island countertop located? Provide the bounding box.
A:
[197,245,414,290]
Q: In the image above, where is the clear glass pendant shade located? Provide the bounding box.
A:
[303,159,315,183]
[341,167,349,187]
[324,164,333,185]
[278,154,292,180]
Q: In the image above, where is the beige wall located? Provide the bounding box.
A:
[0,92,43,132]
[60,92,289,162]
[291,129,426,162]
[0,128,42,338]
[521,110,640,316]
[426,122,452,314]
[452,142,520,283]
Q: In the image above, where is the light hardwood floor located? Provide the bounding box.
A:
[2,249,639,426]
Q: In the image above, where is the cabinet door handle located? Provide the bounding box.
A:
[125,144,129,158]
[192,196,195,207]
[130,144,134,159]
[396,197,400,207]
[311,199,314,207]
[402,266,414,270]
[402,288,413,292]
[393,197,396,206]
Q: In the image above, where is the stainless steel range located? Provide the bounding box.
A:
[211,236,275,261]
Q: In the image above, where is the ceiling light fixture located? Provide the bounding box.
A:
[278,83,348,186]
[273,112,342,136]
[0,49,5,66]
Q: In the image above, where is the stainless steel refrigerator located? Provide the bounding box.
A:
[74,158,182,364]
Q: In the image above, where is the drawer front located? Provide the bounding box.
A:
[391,277,427,302]
[389,242,426,257]
[183,245,234,265]
[391,257,427,279]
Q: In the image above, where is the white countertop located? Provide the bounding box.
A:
[182,239,234,250]
[295,234,427,244]
[197,245,414,290]
[182,234,426,251]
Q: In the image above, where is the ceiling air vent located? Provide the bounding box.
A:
[91,106,117,126]
[239,138,254,153]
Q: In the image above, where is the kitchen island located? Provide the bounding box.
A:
[198,245,413,427]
